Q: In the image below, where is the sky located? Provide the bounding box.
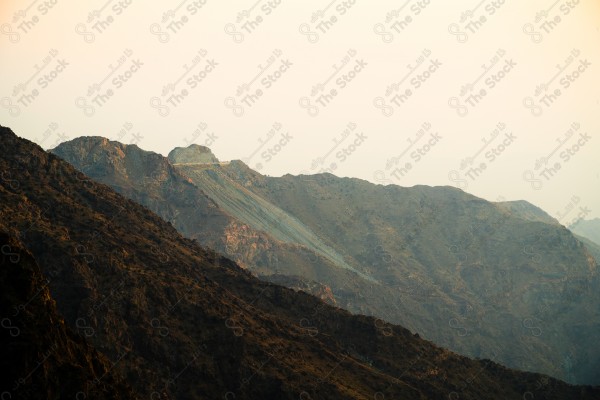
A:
[1,0,599,224]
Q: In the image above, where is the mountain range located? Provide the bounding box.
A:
[51,136,600,385]
[3,126,600,398]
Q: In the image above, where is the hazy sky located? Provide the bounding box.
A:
[1,1,599,223]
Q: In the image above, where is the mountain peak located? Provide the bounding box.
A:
[495,199,559,225]
[168,144,219,164]
[52,136,127,159]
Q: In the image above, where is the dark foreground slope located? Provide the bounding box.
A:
[2,126,599,399]
[0,231,136,399]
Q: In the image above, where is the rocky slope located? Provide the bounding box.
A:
[223,164,600,385]
[53,140,600,385]
[5,125,600,398]
[168,144,220,164]
[258,273,337,305]
[498,201,600,263]
[0,230,136,399]
[51,137,340,297]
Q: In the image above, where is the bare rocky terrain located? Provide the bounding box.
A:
[3,125,600,398]
[52,138,600,385]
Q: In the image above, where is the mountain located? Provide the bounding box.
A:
[51,136,343,300]
[219,162,600,384]
[573,235,600,264]
[571,219,600,247]
[496,203,600,281]
[168,144,220,164]
[4,126,600,398]
[53,139,600,385]
[495,200,560,225]
[0,230,136,399]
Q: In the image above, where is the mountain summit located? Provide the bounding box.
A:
[168,144,219,164]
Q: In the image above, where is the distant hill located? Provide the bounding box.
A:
[571,219,600,247]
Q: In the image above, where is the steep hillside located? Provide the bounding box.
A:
[51,137,345,297]
[574,235,600,264]
[4,125,600,399]
[0,230,136,399]
[169,149,370,282]
[217,159,600,385]
[499,200,600,267]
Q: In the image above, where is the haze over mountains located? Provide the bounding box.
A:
[52,136,600,386]
[572,218,600,248]
[7,125,600,398]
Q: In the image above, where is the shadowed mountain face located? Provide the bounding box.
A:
[218,163,600,385]
[0,231,137,399]
[53,138,600,385]
[5,127,600,398]
[501,203,600,264]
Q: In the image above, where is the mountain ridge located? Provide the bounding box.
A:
[52,136,600,385]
